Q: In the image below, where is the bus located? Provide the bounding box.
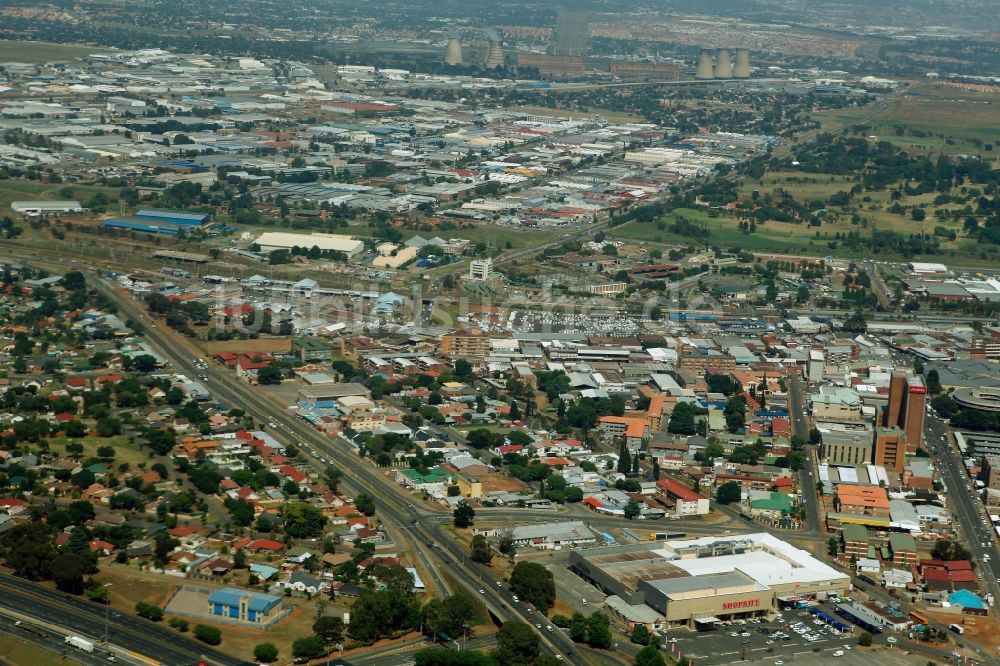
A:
[949,624,964,635]
[909,611,929,626]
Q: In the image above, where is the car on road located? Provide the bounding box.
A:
[478,589,485,594]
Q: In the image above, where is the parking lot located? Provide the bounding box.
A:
[664,608,863,665]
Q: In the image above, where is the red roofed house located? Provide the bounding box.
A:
[773,476,795,493]
[279,465,307,485]
[90,540,115,555]
[656,477,709,517]
[246,539,284,553]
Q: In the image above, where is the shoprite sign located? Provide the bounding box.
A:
[722,599,760,610]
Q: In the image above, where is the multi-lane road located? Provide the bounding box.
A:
[0,573,246,666]
[926,415,1000,603]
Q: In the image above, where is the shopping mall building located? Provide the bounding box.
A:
[569,533,851,629]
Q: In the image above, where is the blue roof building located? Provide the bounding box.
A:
[948,589,986,610]
[206,587,283,625]
[103,209,211,236]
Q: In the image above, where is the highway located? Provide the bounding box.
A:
[0,573,246,666]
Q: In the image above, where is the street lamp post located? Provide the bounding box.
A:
[103,583,113,647]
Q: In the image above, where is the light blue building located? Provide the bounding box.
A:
[206,587,282,624]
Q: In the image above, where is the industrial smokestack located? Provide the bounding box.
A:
[445,35,463,66]
[695,48,715,79]
[484,29,504,69]
[734,48,751,78]
[715,49,733,79]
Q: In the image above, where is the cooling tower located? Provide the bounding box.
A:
[484,29,505,69]
[695,48,715,79]
[715,48,733,79]
[734,48,751,78]
[445,36,463,66]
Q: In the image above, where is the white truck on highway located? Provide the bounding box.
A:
[65,635,95,653]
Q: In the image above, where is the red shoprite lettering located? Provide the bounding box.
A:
[721,599,760,610]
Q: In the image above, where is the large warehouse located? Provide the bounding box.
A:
[569,533,850,629]
[254,232,365,259]
[11,200,84,215]
[104,209,210,235]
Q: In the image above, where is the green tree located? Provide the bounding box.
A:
[355,493,376,516]
[470,534,493,565]
[493,621,539,666]
[454,359,474,382]
[50,552,91,594]
[453,501,475,528]
[135,601,164,621]
[292,636,325,659]
[569,612,588,643]
[828,537,839,557]
[636,645,667,666]
[716,481,741,505]
[616,440,631,475]
[422,591,486,642]
[623,499,642,520]
[283,503,327,538]
[858,632,873,647]
[631,624,651,645]
[254,643,279,663]
[509,561,556,613]
[925,369,941,395]
[312,615,344,643]
[586,612,612,649]
[667,401,698,435]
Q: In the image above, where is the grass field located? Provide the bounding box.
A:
[812,83,1000,160]
[0,179,123,212]
[0,633,68,666]
[607,205,990,263]
[48,435,150,467]
[0,40,113,63]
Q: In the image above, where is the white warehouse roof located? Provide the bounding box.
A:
[255,232,364,256]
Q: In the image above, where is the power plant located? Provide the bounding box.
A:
[694,48,751,80]
[695,48,715,79]
[445,32,463,66]
[734,48,751,78]
[715,48,733,79]
[484,29,504,69]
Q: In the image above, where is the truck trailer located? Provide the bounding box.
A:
[65,636,95,653]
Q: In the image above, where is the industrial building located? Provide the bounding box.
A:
[610,61,680,81]
[103,209,210,235]
[253,232,364,258]
[516,52,586,78]
[569,533,850,629]
[11,200,84,216]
